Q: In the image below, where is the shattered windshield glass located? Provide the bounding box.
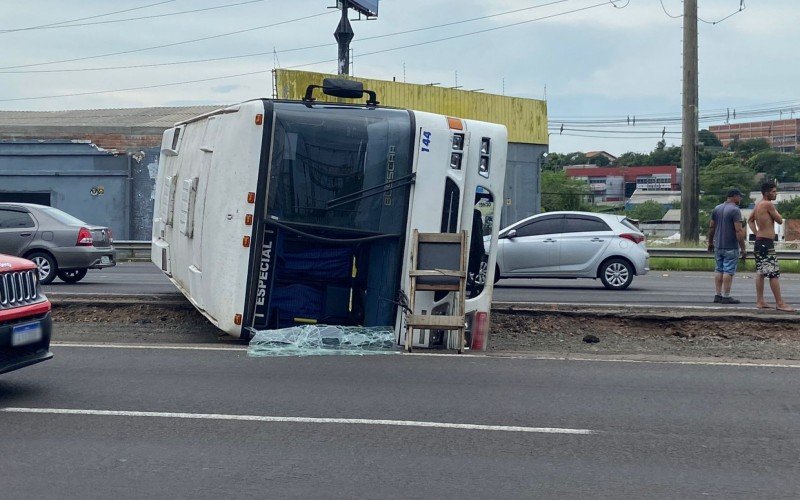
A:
[248,325,399,357]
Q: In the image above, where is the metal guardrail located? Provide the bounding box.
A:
[112,241,800,261]
[113,240,152,261]
[647,247,800,259]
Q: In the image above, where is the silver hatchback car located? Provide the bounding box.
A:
[490,211,649,290]
[0,203,116,284]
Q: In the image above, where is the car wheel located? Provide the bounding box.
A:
[57,268,88,284]
[28,252,58,285]
[600,258,633,290]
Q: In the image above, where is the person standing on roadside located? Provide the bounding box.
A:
[747,181,794,312]
[707,189,746,304]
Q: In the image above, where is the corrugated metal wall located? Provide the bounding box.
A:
[274,69,548,146]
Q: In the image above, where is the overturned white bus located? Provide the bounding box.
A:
[151,79,507,350]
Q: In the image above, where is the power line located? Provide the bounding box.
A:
[658,0,746,25]
[0,0,624,103]
[0,0,178,34]
[0,10,337,70]
[0,0,573,74]
[1,0,266,32]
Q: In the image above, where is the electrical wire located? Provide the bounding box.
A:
[0,10,337,71]
[659,0,681,19]
[0,0,625,103]
[0,0,572,74]
[291,1,623,72]
[658,0,746,25]
[0,0,266,32]
[699,0,745,25]
[0,0,178,34]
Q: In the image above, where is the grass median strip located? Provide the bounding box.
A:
[649,257,800,273]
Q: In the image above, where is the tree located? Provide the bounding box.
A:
[699,129,722,148]
[734,138,771,160]
[777,197,800,219]
[615,152,650,166]
[699,154,756,203]
[543,151,588,171]
[746,150,800,183]
[592,155,611,167]
[650,145,681,166]
[626,200,666,222]
[540,171,590,212]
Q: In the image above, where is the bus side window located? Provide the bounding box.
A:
[440,178,460,233]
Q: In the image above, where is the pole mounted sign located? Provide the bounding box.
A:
[340,0,378,17]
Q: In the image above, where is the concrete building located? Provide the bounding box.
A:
[0,106,218,240]
[710,119,799,153]
[564,165,681,203]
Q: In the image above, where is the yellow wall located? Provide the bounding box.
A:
[274,69,548,145]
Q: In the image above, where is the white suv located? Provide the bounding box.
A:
[487,211,649,290]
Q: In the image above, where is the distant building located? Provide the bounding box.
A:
[625,190,682,211]
[585,150,617,164]
[709,119,799,153]
[564,165,680,203]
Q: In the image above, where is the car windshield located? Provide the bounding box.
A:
[38,206,87,226]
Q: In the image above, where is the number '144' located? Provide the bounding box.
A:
[421,131,432,152]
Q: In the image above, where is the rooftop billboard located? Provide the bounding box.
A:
[345,0,378,17]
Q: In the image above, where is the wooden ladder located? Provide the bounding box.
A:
[404,230,467,354]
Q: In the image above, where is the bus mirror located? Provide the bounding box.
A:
[323,78,364,99]
[303,78,380,106]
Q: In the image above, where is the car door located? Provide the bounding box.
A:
[499,215,563,276]
[0,208,37,256]
[558,215,614,275]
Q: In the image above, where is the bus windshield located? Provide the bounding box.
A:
[267,105,413,235]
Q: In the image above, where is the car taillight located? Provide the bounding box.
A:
[620,233,645,244]
[77,227,93,246]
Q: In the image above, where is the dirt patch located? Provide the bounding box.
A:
[51,300,234,345]
[490,310,800,360]
[49,298,800,360]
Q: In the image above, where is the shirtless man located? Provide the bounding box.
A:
[747,181,794,312]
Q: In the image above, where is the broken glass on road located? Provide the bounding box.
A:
[248,324,399,357]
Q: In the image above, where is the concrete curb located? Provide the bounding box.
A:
[492,302,800,322]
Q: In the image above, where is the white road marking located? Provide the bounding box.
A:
[0,407,595,435]
[50,343,800,368]
[52,342,244,351]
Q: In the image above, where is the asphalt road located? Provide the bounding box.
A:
[1,345,798,498]
[43,262,800,309]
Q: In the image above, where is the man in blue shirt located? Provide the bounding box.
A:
[707,189,746,304]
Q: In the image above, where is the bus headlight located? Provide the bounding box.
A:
[452,133,464,150]
[450,152,463,170]
[480,137,490,155]
[479,155,490,176]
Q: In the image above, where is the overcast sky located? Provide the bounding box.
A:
[2,0,797,155]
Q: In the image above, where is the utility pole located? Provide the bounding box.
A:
[680,0,699,243]
[334,0,354,75]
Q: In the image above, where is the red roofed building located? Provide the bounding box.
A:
[564,165,681,202]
